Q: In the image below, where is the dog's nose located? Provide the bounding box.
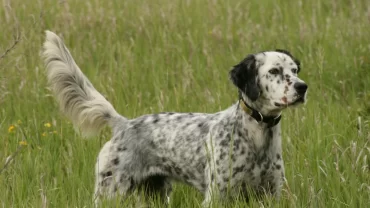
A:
[294,82,308,96]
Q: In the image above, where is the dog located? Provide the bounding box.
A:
[42,31,307,206]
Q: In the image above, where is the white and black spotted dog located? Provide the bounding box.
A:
[42,31,307,206]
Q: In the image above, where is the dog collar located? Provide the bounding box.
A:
[239,99,281,128]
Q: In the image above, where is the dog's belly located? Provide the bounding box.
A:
[112,112,219,191]
[150,131,210,191]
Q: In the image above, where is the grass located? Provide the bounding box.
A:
[0,0,369,207]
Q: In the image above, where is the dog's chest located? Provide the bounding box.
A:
[233,122,284,188]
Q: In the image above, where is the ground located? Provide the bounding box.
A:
[0,0,369,207]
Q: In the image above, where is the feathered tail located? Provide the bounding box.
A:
[42,31,123,137]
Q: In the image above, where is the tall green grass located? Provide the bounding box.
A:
[1,0,369,207]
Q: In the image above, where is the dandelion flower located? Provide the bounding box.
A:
[44,122,52,128]
[19,141,28,146]
[42,132,47,137]
[8,125,15,133]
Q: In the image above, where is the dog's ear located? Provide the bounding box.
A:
[275,49,301,73]
[229,54,260,101]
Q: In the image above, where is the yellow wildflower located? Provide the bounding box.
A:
[8,125,15,133]
[44,122,52,128]
[19,141,28,146]
[42,132,47,137]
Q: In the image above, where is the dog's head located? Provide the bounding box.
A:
[230,50,307,116]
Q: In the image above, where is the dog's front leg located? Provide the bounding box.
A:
[202,180,227,208]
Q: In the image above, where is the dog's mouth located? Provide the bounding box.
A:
[274,96,305,107]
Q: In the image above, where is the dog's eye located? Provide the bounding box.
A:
[291,68,298,74]
[269,68,280,75]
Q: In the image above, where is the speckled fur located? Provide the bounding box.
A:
[42,31,307,206]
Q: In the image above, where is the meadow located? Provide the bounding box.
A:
[0,0,369,207]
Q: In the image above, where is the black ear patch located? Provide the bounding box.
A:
[229,54,260,101]
[275,49,301,73]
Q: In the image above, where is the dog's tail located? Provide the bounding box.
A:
[42,31,125,137]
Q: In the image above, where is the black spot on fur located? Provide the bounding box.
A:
[188,171,196,179]
[220,139,228,146]
[258,153,267,165]
[276,164,281,169]
[112,157,119,165]
[237,130,243,137]
[102,171,112,178]
[249,163,255,171]
[231,154,236,162]
[276,154,281,160]
[240,146,246,155]
[220,151,226,160]
[198,122,209,134]
[152,114,160,124]
[174,166,182,175]
[233,165,244,177]
[103,112,111,119]
[226,133,231,140]
[184,122,192,127]
[133,123,139,129]
[196,146,202,153]
[264,160,271,170]
[149,140,156,148]
[265,86,269,92]
[234,139,241,150]
[117,146,127,151]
